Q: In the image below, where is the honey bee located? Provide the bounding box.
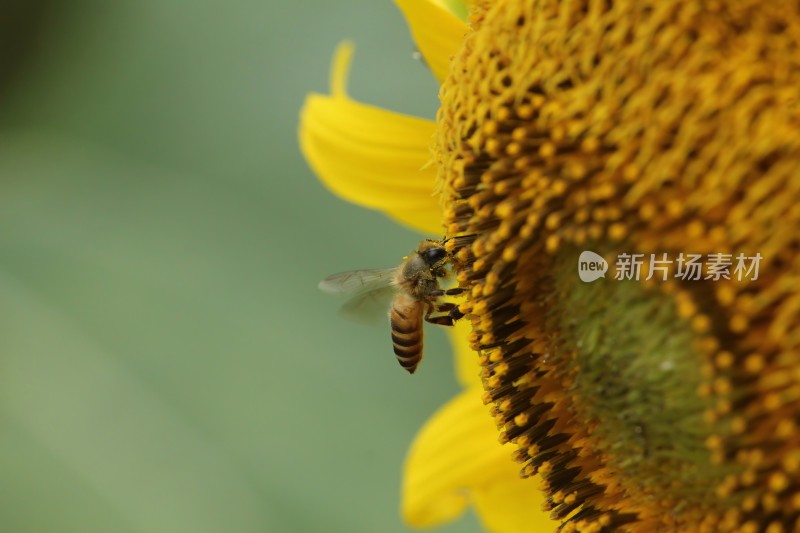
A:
[319,239,465,374]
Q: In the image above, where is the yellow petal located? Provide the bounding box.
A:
[402,387,552,531]
[299,43,442,234]
[447,320,481,388]
[472,471,552,533]
[395,0,469,83]
[386,206,442,234]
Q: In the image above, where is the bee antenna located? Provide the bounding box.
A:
[443,233,478,243]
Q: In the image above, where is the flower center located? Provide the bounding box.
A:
[548,248,733,512]
[436,0,800,530]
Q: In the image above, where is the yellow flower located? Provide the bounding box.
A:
[300,2,551,532]
[438,1,800,531]
[303,0,800,532]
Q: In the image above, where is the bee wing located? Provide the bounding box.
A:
[318,268,398,326]
[318,268,397,295]
[338,285,396,326]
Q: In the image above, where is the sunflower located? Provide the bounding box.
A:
[302,1,800,532]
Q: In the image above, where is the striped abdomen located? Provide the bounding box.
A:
[390,293,424,374]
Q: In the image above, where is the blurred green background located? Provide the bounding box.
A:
[0,1,481,532]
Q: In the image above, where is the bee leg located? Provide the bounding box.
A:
[428,287,466,297]
[437,302,464,321]
[424,314,455,326]
[424,303,454,326]
[424,302,462,326]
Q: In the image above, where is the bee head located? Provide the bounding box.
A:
[418,241,447,266]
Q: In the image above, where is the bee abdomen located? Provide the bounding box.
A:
[390,298,424,374]
[392,330,423,374]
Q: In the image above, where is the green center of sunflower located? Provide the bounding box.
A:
[549,248,731,507]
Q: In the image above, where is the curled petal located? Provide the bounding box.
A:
[299,43,441,233]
